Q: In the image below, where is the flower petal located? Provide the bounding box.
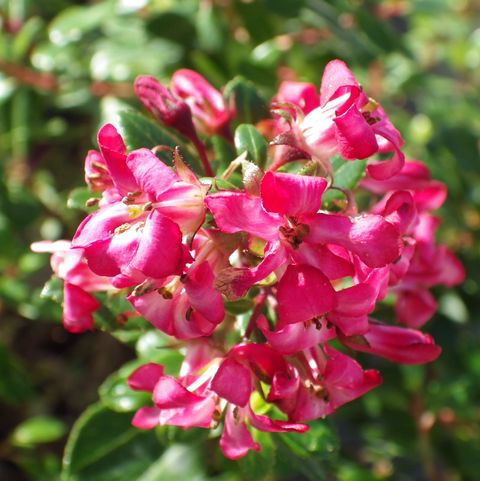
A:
[132,407,160,429]
[261,171,327,216]
[97,124,137,194]
[206,192,281,241]
[185,261,224,325]
[257,314,335,355]
[126,148,179,200]
[130,211,183,279]
[341,321,442,364]
[320,59,360,106]
[277,264,337,326]
[211,358,252,407]
[63,283,98,333]
[333,105,378,159]
[276,81,320,114]
[220,405,260,460]
[306,213,402,268]
[153,375,206,408]
[128,363,165,392]
[395,288,437,329]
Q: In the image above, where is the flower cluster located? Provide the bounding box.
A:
[34,60,464,459]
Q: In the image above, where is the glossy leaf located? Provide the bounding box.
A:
[62,403,162,481]
[234,124,268,168]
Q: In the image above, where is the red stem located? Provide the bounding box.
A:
[192,136,214,177]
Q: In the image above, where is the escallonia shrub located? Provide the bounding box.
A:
[32,60,464,460]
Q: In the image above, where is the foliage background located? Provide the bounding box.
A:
[0,0,479,480]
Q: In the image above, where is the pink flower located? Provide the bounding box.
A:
[134,75,198,142]
[128,341,308,460]
[288,346,382,421]
[206,171,401,305]
[171,69,232,138]
[275,81,320,115]
[31,240,112,332]
[296,60,404,179]
[361,160,447,211]
[73,126,207,285]
[340,321,442,364]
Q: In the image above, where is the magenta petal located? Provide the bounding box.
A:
[261,172,327,216]
[97,124,137,194]
[247,405,308,433]
[342,322,442,364]
[293,243,354,280]
[73,202,131,248]
[185,261,224,325]
[335,283,377,317]
[307,213,401,268]
[257,315,335,355]
[367,126,405,180]
[211,358,252,407]
[128,363,164,392]
[322,346,382,407]
[276,81,320,114]
[63,283,98,333]
[277,264,336,326]
[83,239,121,277]
[333,105,378,160]
[132,406,160,429]
[229,343,288,381]
[327,313,369,337]
[153,375,205,408]
[220,405,260,460]
[126,148,179,200]
[395,289,437,328]
[158,396,216,428]
[320,59,360,106]
[130,211,183,279]
[206,192,281,241]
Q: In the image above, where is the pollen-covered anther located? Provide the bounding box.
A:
[87,173,102,181]
[85,197,100,207]
[142,201,154,212]
[158,287,173,299]
[114,223,132,235]
[304,379,329,400]
[131,280,156,297]
[122,191,142,204]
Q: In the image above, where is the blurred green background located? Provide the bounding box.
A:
[0,0,479,480]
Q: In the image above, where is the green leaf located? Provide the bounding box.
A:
[99,360,151,413]
[322,157,367,207]
[12,16,44,61]
[40,276,63,305]
[134,444,206,481]
[136,331,183,375]
[11,416,66,447]
[117,111,201,174]
[48,3,113,46]
[211,135,236,171]
[224,77,269,125]
[62,403,161,481]
[234,125,268,168]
